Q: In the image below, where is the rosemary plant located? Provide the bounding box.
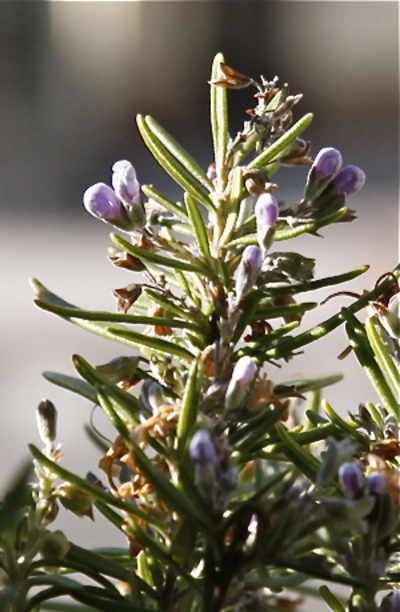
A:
[1,53,400,612]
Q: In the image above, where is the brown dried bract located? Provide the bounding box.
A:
[210,63,253,89]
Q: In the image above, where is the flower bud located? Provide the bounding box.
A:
[83,182,125,224]
[235,245,263,301]
[338,462,364,498]
[112,160,141,206]
[332,164,366,196]
[190,430,218,468]
[304,147,342,201]
[57,483,93,520]
[36,399,57,445]
[112,160,146,231]
[39,529,70,560]
[255,193,279,252]
[312,147,342,178]
[225,356,258,413]
[367,472,387,495]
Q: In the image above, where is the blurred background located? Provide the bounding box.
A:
[1,1,398,603]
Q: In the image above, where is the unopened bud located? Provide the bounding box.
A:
[255,193,279,252]
[332,164,366,196]
[304,147,343,200]
[39,529,70,560]
[235,245,263,301]
[112,160,141,206]
[36,400,57,445]
[190,430,218,468]
[83,182,125,225]
[338,462,364,498]
[112,160,145,230]
[367,472,387,495]
[57,484,93,520]
[312,147,342,178]
[225,356,258,412]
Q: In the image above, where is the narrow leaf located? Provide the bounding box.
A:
[319,585,346,612]
[110,232,208,276]
[43,371,97,403]
[365,315,400,401]
[106,326,195,362]
[31,278,150,352]
[274,423,320,481]
[145,116,211,190]
[36,301,201,333]
[322,400,369,448]
[184,192,211,258]
[137,114,215,211]
[248,112,313,169]
[176,358,200,455]
[141,184,188,219]
[344,311,400,418]
[225,207,349,247]
[210,52,228,177]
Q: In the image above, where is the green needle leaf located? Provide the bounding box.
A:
[184,192,211,258]
[110,232,209,276]
[141,184,188,220]
[210,52,228,178]
[35,300,201,333]
[248,112,313,170]
[106,326,195,362]
[144,116,211,190]
[273,423,320,481]
[43,371,97,403]
[176,358,201,455]
[137,114,215,211]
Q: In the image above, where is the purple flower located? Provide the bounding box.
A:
[235,245,263,301]
[367,472,387,495]
[312,147,342,178]
[332,164,366,196]
[338,462,364,498]
[190,430,218,468]
[112,160,141,206]
[83,182,124,222]
[225,356,258,412]
[255,193,279,251]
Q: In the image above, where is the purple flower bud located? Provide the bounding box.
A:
[235,245,263,300]
[312,147,343,178]
[83,182,124,222]
[367,472,387,495]
[255,193,279,252]
[112,160,141,206]
[225,356,258,412]
[391,591,400,612]
[190,430,218,468]
[332,164,366,196]
[338,462,364,498]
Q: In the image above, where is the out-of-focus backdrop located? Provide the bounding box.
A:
[1,1,398,603]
